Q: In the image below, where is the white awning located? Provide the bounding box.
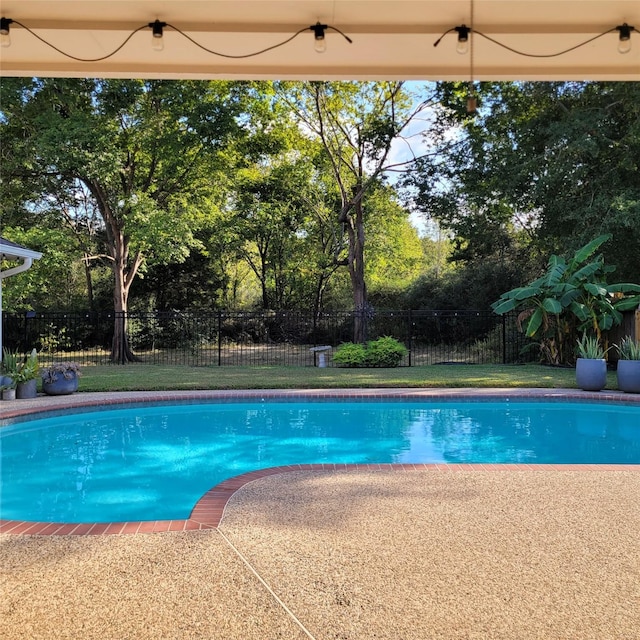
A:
[1,1,638,81]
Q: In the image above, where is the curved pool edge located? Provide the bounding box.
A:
[2,388,640,536]
[3,462,639,537]
[4,387,640,424]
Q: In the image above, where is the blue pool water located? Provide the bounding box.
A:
[1,400,639,523]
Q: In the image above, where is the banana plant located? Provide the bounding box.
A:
[492,235,640,365]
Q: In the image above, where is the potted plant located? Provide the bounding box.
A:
[1,379,17,401]
[1,348,18,397]
[41,362,82,395]
[615,336,640,393]
[14,349,40,399]
[575,333,608,391]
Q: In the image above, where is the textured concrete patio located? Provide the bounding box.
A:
[2,466,639,639]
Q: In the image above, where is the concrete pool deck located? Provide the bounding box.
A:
[1,389,639,638]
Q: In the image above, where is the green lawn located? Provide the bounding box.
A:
[76,363,616,392]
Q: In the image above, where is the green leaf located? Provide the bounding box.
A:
[541,298,563,314]
[571,234,611,266]
[600,312,614,331]
[568,301,589,322]
[543,262,566,287]
[570,261,603,283]
[584,283,608,297]
[608,283,640,294]
[559,288,580,306]
[513,286,542,301]
[491,299,517,314]
[525,307,543,337]
[614,296,640,311]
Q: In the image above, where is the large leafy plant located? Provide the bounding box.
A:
[492,235,640,365]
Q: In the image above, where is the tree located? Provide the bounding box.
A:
[0,78,247,361]
[280,81,435,341]
[411,82,640,282]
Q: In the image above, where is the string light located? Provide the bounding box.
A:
[1,15,633,62]
[616,23,634,54]
[454,25,470,55]
[0,17,12,48]
[0,16,352,61]
[434,23,638,57]
[149,20,166,52]
[311,22,327,53]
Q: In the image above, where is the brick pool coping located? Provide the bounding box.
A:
[2,388,639,536]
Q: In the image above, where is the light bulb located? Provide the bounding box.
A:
[455,25,470,55]
[616,23,633,54]
[618,38,631,54]
[152,34,164,51]
[149,20,166,52]
[311,22,327,54]
[0,17,12,48]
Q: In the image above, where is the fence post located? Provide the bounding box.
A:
[120,312,126,365]
[217,310,222,367]
[502,314,507,364]
[408,309,413,367]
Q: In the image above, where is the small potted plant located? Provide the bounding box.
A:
[1,348,18,398]
[14,349,39,399]
[41,361,82,395]
[615,336,640,393]
[575,333,608,391]
[1,379,17,401]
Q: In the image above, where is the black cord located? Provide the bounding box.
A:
[434,25,627,58]
[12,20,148,62]
[476,27,618,58]
[6,20,352,63]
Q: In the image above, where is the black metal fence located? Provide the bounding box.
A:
[2,309,532,367]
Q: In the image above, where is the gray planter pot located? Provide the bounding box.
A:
[16,379,38,399]
[42,372,79,396]
[2,388,16,401]
[616,360,640,393]
[576,358,607,391]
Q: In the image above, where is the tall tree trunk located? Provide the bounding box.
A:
[85,178,142,363]
[111,254,139,363]
[347,197,368,343]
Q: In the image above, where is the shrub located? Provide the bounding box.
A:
[333,342,367,367]
[364,336,408,367]
[334,336,407,368]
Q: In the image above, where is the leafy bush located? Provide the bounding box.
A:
[334,336,407,368]
[333,342,367,367]
[364,336,408,367]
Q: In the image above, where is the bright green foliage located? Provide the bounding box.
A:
[334,336,408,368]
[492,235,640,365]
[0,78,248,360]
[332,342,368,367]
[280,81,432,340]
[12,349,40,383]
[364,336,409,367]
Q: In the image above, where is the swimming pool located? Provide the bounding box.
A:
[1,397,639,524]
